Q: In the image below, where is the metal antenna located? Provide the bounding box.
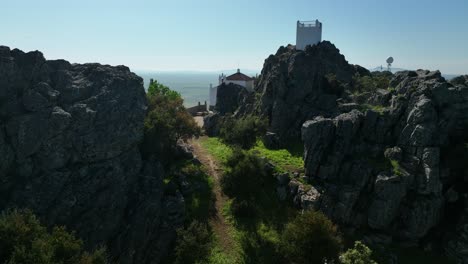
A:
[386,57,394,72]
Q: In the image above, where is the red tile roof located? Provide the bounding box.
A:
[226,72,254,81]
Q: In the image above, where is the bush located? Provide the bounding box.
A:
[219,115,268,149]
[353,72,391,93]
[142,79,200,159]
[280,210,342,264]
[0,209,107,264]
[340,241,377,264]
[174,221,212,264]
[221,149,270,202]
[230,199,257,218]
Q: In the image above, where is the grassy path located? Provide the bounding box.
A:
[190,137,238,262]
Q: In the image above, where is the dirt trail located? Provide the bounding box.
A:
[190,137,235,253]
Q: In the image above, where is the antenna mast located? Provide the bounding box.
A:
[386,57,394,72]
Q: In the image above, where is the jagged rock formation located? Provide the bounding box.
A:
[300,70,468,262]
[224,41,468,261]
[215,83,249,115]
[0,46,184,263]
[243,42,369,144]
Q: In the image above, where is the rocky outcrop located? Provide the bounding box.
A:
[243,42,368,144]
[215,83,249,115]
[300,70,468,259]
[0,46,183,263]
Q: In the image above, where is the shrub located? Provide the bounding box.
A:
[221,149,270,202]
[230,199,256,218]
[353,72,391,93]
[0,209,107,264]
[142,79,200,159]
[219,115,268,149]
[174,221,211,264]
[280,210,342,264]
[339,241,377,264]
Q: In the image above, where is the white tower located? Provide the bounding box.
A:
[296,20,322,50]
[209,83,217,108]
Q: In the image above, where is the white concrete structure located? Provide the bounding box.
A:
[209,83,217,109]
[296,20,322,50]
[209,69,254,107]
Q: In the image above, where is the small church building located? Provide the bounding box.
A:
[209,69,254,108]
[296,19,322,50]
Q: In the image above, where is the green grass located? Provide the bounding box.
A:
[199,137,233,164]
[167,160,215,224]
[221,186,296,264]
[250,140,304,173]
[207,247,239,264]
[200,137,304,174]
[360,104,387,114]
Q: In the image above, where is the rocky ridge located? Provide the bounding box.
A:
[0,46,184,263]
[299,69,468,262]
[238,41,369,144]
[212,41,468,262]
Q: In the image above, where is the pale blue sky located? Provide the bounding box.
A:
[1,0,467,74]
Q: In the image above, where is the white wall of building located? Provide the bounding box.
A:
[210,72,254,107]
[296,20,322,50]
[209,84,217,106]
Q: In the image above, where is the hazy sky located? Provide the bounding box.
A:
[1,0,467,74]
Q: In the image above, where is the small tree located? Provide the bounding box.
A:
[339,241,377,264]
[280,210,342,264]
[0,209,107,264]
[219,115,268,149]
[353,72,391,93]
[174,221,211,264]
[221,149,270,202]
[142,80,200,159]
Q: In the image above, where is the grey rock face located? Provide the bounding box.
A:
[203,113,221,136]
[215,83,249,115]
[300,69,468,258]
[0,46,182,263]
[445,197,468,264]
[245,42,367,144]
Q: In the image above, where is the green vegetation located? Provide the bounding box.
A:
[281,210,342,264]
[198,137,233,164]
[219,149,295,263]
[174,221,212,264]
[219,115,268,149]
[142,79,200,159]
[359,104,387,114]
[251,140,304,173]
[200,137,303,173]
[221,149,271,204]
[353,72,392,93]
[340,241,377,264]
[0,209,106,264]
[166,160,217,264]
[217,149,343,264]
[390,159,403,176]
[177,162,215,222]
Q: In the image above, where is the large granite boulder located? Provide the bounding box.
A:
[0,46,183,263]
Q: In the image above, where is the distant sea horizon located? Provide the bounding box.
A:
[135,69,461,108]
[135,70,259,107]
